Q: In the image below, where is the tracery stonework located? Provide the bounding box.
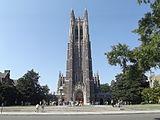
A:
[56,9,100,105]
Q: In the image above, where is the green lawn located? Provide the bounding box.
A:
[4,105,35,107]
[3,104,160,107]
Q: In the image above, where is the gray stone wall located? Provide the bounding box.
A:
[56,9,101,105]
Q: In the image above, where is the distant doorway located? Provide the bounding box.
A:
[100,98,104,105]
[75,90,83,102]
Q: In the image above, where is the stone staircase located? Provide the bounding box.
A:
[1,105,160,112]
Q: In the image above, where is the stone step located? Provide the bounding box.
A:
[1,105,160,112]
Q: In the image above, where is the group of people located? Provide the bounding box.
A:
[75,100,83,106]
[35,102,46,112]
[56,100,84,106]
[111,100,123,108]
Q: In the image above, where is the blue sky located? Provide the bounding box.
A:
[0,0,153,92]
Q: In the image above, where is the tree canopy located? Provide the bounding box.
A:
[12,69,53,105]
[100,83,111,93]
[105,43,132,72]
[133,0,160,71]
[0,69,54,106]
[142,80,160,103]
[105,0,160,104]
[0,82,18,105]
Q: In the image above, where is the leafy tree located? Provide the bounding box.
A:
[141,88,152,103]
[106,0,160,104]
[16,69,52,105]
[134,0,160,103]
[16,69,41,105]
[41,85,50,95]
[100,83,111,93]
[111,68,148,104]
[142,80,160,103]
[111,74,126,102]
[137,0,150,4]
[0,83,4,104]
[0,82,18,105]
[40,85,51,103]
[133,0,160,71]
[150,80,160,103]
[106,45,148,104]
[105,43,132,72]
[124,65,148,103]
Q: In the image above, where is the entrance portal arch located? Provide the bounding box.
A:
[100,98,104,105]
[75,90,83,102]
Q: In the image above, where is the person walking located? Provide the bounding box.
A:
[41,103,45,112]
[79,100,83,106]
[35,104,40,112]
[1,103,4,114]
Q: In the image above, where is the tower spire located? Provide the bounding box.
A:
[69,9,75,41]
[59,71,61,77]
[84,8,88,20]
[70,8,75,20]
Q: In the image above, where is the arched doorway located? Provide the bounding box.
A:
[75,90,83,102]
[100,98,104,105]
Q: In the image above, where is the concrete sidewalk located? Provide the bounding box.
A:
[1,105,160,115]
[1,110,160,115]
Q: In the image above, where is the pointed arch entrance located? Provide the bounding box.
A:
[75,90,83,102]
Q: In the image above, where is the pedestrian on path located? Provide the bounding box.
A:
[35,104,40,112]
[1,103,4,114]
[41,103,45,112]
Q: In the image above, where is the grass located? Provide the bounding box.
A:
[2,104,160,107]
[4,105,35,107]
[141,104,160,105]
[68,105,93,107]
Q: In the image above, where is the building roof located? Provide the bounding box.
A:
[0,72,8,78]
[12,79,18,86]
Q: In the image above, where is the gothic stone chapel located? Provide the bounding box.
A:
[56,9,103,105]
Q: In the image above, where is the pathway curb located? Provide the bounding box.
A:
[1,110,160,116]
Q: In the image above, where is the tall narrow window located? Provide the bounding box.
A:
[75,26,78,40]
[80,26,83,39]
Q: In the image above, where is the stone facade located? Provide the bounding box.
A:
[0,70,14,85]
[56,9,101,105]
[150,72,160,88]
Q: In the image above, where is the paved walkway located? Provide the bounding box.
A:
[1,105,160,115]
[1,110,160,115]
